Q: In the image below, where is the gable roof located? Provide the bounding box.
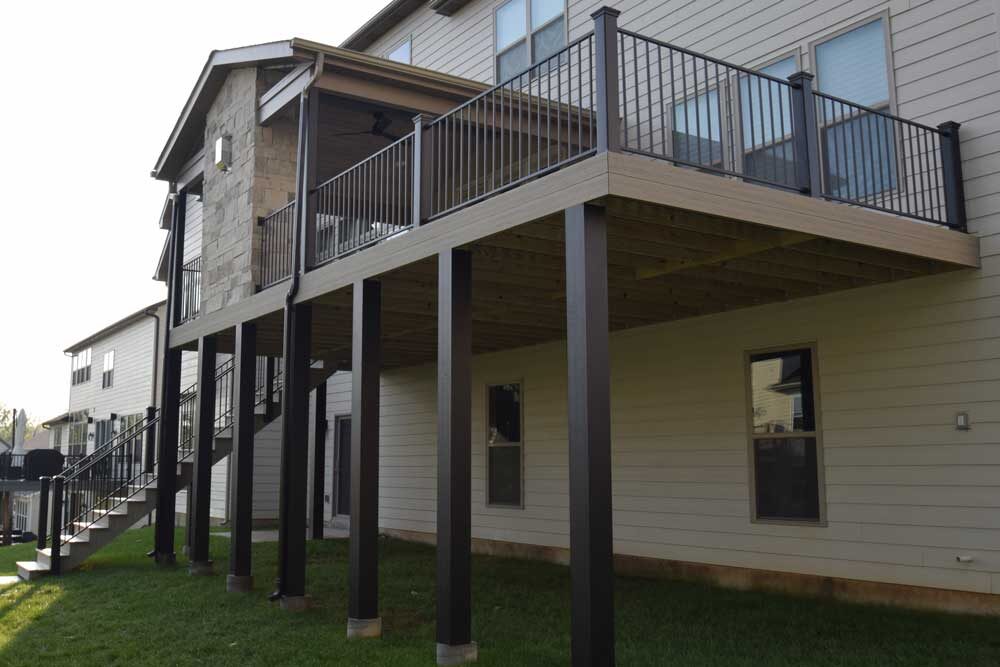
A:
[64,301,166,354]
[341,0,475,52]
[151,41,302,182]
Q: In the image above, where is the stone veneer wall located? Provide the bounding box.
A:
[200,67,298,316]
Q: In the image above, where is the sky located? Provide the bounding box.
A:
[0,0,391,422]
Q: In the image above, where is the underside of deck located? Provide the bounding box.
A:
[172,151,979,369]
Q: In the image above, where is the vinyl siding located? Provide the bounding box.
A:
[183,194,203,265]
[338,0,1000,594]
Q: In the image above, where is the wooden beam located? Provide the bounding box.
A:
[634,231,813,280]
[259,62,312,126]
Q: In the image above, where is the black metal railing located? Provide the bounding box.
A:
[313,133,415,266]
[179,257,202,323]
[44,355,283,560]
[259,201,296,288]
[283,11,966,275]
[813,91,951,226]
[424,32,597,219]
[0,454,26,481]
[618,29,801,190]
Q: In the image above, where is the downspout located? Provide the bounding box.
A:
[143,307,161,408]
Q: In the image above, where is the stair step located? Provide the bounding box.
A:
[17,560,49,581]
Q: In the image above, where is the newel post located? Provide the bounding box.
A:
[938,121,968,231]
[592,7,621,154]
[50,476,64,575]
[36,476,50,550]
[412,114,435,226]
[144,406,157,474]
[788,71,823,197]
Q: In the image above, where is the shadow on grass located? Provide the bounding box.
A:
[0,527,995,666]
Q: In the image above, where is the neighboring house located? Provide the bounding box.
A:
[21,430,50,452]
[18,1,999,664]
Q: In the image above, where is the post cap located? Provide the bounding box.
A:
[937,120,961,133]
[787,70,814,85]
[412,113,436,125]
[591,6,622,20]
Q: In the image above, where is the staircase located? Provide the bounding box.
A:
[14,355,335,582]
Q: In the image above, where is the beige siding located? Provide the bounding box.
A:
[340,0,1000,594]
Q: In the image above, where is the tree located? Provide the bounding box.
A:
[0,402,38,444]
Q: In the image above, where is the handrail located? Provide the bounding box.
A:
[811,90,945,134]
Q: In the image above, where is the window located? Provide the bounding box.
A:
[495,0,565,82]
[102,350,115,389]
[68,412,90,457]
[813,17,896,200]
[487,383,522,506]
[386,37,412,64]
[739,55,798,186]
[747,347,823,523]
[52,426,62,449]
[672,88,722,167]
[71,348,92,385]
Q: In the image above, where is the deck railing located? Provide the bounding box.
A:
[258,201,296,288]
[179,257,202,324]
[279,9,967,283]
[313,133,415,266]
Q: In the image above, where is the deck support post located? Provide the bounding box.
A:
[189,335,218,574]
[228,322,257,592]
[564,203,615,666]
[154,188,187,565]
[36,477,50,550]
[277,303,313,607]
[348,279,382,638]
[938,121,968,232]
[49,476,64,575]
[789,71,823,197]
[311,381,328,540]
[265,356,277,420]
[301,90,319,270]
[436,249,476,665]
[592,7,621,154]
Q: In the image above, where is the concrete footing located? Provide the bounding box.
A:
[346,616,382,639]
[280,595,312,612]
[437,642,478,665]
[226,574,253,592]
[188,560,214,576]
[154,551,176,566]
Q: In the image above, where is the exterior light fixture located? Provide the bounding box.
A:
[215,135,233,172]
[956,412,970,430]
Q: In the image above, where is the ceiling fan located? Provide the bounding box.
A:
[328,111,401,142]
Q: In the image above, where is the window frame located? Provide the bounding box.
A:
[493,0,568,84]
[102,349,115,390]
[743,343,827,527]
[71,348,92,386]
[386,35,413,64]
[808,11,900,203]
[484,379,525,509]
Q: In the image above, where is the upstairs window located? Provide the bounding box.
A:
[387,37,412,64]
[495,0,566,82]
[102,350,115,389]
[813,17,895,200]
[747,347,824,523]
[487,382,523,507]
[71,348,92,385]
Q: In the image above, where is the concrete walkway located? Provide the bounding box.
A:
[0,575,21,587]
[211,527,348,543]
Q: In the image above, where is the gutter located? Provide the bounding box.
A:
[143,307,162,408]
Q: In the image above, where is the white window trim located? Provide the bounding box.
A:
[493,0,569,83]
[484,379,525,509]
[743,343,827,527]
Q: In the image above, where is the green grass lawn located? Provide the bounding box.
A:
[0,528,996,666]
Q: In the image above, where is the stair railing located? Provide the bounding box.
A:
[44,356,283,567]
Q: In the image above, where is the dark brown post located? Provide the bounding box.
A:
[155,188,186,564]
[592,7,621,154]
[413,114,435,225]
[938,121,968,231]
[50,475,64,575]
[276,303,313,609]
[37,476,50,550]
[436,249,476,665]
[265,356,277,420]
[789,71,823,196]
[189,335,217,575]
[2,492,11,547]
[564,203,614,666]
[301,90,320,271]
[228,321,257,592]
[311,381,328,540]
[348,279,382,639]
[144,406,157,474]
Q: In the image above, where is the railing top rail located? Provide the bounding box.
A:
[427,31,596,127]
[261,199,296,220]
[63,414,161,482]
[313,131,415,193]
[811,89,946,135]
[181,256,202,270]
[616,28,795,87]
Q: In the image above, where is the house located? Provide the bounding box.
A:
[19,1,1000,664]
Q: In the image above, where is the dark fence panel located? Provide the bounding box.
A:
[259,201,296,288]
[179,257,202,323]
